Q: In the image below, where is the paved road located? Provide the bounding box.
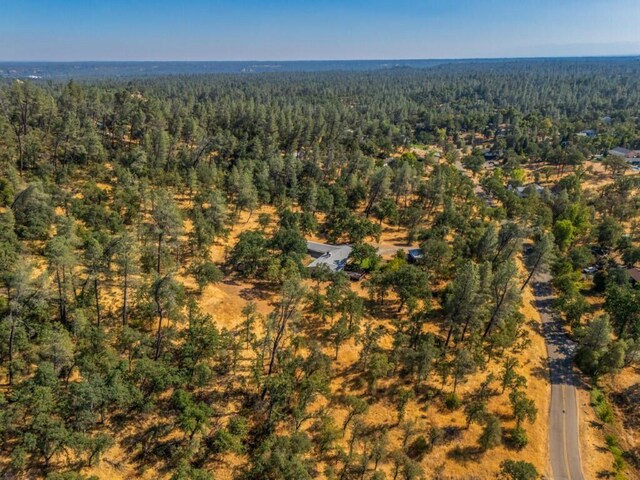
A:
[533,273,585,480]
[455,156,585,478]
[454,157,585,480]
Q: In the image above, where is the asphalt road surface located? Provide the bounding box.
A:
[533,273,585,480]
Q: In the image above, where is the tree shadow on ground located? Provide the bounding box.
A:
[530,364,549,381]
[610,383,640,431]
[596,469,615,478]
[120,422,182,477]
[447,445,483,464]
[238,284,274,302]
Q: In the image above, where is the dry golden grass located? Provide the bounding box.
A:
[578,387,614,480]
[7,149,563,479]
[579,368,640,480]
[82,213,551,480]
[80,179,558,480]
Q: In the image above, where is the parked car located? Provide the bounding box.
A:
[583,266,598,274]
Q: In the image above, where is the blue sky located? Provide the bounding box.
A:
[1,0,639,61]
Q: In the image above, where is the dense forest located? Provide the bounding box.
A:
[1,60,640,480]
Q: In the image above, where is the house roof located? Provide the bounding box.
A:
[610,147,632,156]
[512,183,544,197]
[610,147,640,159]
[628,267,640,283]
[578,129,596,136]
[408,248,424,259]
[307,241,352,272]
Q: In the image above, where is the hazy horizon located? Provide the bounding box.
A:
[2,54,640,63]
[4,57,639,80]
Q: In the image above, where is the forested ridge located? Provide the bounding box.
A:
[1,60,640,480]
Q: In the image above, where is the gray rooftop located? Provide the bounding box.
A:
[628,267,640,283]
[577,129,596,136]
[608,147,640,158]
[610,147,632,156]
[307,241,352,272]
[512,183,544,197]
[408,248,423,259]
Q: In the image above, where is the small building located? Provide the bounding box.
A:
[627,267,640,285]
[307,241,352,272]
[421,151,442,163]
[407,248,424,263]
[577,129,596,138]
[608,147,640,159]
[510,183,545,198]
[382,157,396,167]
[483,150,498,161]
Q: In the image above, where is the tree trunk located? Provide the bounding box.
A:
[444,324,454,348]
[16,132,23,177]
[260,298,297,400]
[7,289,15,386]
[55,267,67,324]
[122,262,128,326]
[483,286,509,338]
[261,322,285,400]
[458,315,471,344]
[153,280,164,361]
[94,277,101,327]
[521,255,541,291]
[154,309,163,361]
[156,232,163,275]
[392,463,400,480]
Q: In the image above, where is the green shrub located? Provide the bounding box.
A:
[479,415,503,451]
[613,456,627,474]
[228,415,249,437]
[428,426,445,450]
[444,392,461,410]
[591,388,605,405]
[0,177,14,207]
[210,428,243,454]
[510,426,529,450]
[605,434,620,449]
[407,435,430,460]
[601,434,628,479]
[605,435,627,475]
[499,460,539,480]
[595,402,614,423]
[591,388,614,423]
